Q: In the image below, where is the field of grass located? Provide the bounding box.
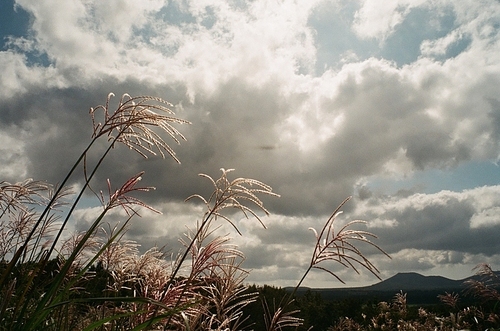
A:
[0,94,499,330]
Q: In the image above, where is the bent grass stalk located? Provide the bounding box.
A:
[169,168,278,284]
[294,196,390,295]
[144,168,279,328]
[25,174,159,330]
[0,93,188,330]
[2,93,189,288]
[264,196,391,331]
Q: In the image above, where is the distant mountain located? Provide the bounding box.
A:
[365,272,464,291]
[287,271,500,304]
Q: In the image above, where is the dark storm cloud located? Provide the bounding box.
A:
[353,186,500,257]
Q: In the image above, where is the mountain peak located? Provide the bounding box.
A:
[367,272,463,291]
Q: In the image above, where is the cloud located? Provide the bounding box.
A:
[354,186,500,256]
[0,130,28,179]
[352,0,427,41]
[420,29,471,58]
[0,51,64,99]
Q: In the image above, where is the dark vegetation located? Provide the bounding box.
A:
[3,257,500,330]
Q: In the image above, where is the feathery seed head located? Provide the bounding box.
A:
[90,93,190,162]
[186,169,279,235]
[101,172,160,215]
[308,196,390,284]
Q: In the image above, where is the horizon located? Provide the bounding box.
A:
[282,269,498,291]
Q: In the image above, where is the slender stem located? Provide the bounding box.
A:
[0,137,97,290]
[144,212,213,329]
[10,140,118,330]
[33,138,97,249]
[289,265,313,300]
[281,202,348,313]
[154,200,223,328]
[168,211,213,286]
[26,204,114,330]
[317,196,351,244]
[164,186,228,291]
[45,139,116,260]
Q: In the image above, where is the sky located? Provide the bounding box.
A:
[1,0,500,289]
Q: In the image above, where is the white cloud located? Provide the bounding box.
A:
[470,207,500,228]
[0,130,28,179]
[89,0,165,42]
[420,29,468,57]
[19,0,100,64]
[0,51,65,99]
[352,0,427,41]
[10,0,321,100]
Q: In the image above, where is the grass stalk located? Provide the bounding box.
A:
[0,93,188,330]
[0,140,96,291]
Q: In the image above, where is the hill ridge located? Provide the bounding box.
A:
[286,271,500,305]
[365,272,462,291]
